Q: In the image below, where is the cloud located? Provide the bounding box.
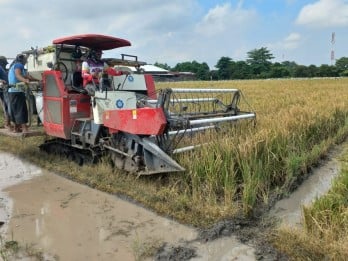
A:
[296,0,348,28]
[195,2,257,36]
[265,32,302,62]
[0,1,199,60]
[283,33,301,49]
[267,33,301,50]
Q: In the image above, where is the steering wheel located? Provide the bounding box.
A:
[53,62,68,82]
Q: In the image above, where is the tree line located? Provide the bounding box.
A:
[155,47,348,80]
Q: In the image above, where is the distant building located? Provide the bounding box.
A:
[114,64,196,82]
[170,71,196,81]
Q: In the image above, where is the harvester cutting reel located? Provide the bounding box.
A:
[149,88,256,153]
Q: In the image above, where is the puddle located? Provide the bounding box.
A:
[190,237,255,261]
[0,153,42,233]
[0,152,256,260]
[2,166,196,260]
[269,145,346,227]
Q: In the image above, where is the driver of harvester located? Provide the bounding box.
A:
[81,49,124,96]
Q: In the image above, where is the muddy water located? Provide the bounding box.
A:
[269,145,347,227]
[0,153,42,229]
[1,143,345,260]
[0,153,256,261]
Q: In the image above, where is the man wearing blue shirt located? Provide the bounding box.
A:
[8,54,36,133]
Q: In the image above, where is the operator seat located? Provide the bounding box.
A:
[72,71,83,87]
[70,71,87,94]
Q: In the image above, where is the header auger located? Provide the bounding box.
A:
[14,34,256,175]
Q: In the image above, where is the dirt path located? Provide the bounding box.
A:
[0,152,256,261]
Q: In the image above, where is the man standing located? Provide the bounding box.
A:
[8,54,36,133]
[0,55,11,130]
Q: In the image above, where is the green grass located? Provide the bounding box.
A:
[0,235,46,261]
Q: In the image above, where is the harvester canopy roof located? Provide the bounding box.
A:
[52,34,131,51]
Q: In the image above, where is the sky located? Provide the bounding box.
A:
[0,0,347,69]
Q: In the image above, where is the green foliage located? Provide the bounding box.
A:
[317,64,339,77]
[231,61,252,79]
[42,45,55,53]
[246,47,274,77]
[340,69,348,76]
[335,57,348,74]
[268,63,290,78]
[167,43,348,80]
[154,62,171,71]
[215,56,233,80]
[172,60,211,80]
[293,65,310,78]
[167,49,348,80]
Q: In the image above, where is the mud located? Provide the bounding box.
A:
[0,152,256,260]
[0,143,345,260]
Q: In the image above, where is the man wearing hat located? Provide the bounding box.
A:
[8,54,36,133]
[0,55,11,130]
[81,49,126,95]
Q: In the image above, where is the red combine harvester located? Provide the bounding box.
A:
[15,34,256,175]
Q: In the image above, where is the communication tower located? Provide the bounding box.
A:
[331,32,335,65]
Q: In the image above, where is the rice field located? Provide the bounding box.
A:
[1,78,348,259]
[157,78,348,258]
[1,78,348,222]
[156,78,348,217]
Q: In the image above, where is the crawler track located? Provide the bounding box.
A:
[39,138,101,166]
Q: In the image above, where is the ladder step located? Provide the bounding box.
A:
[71,131,82,136]
[71,144,84,149]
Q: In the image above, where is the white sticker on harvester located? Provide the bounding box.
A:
[70,100,77,113]
[132,110,137,119]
